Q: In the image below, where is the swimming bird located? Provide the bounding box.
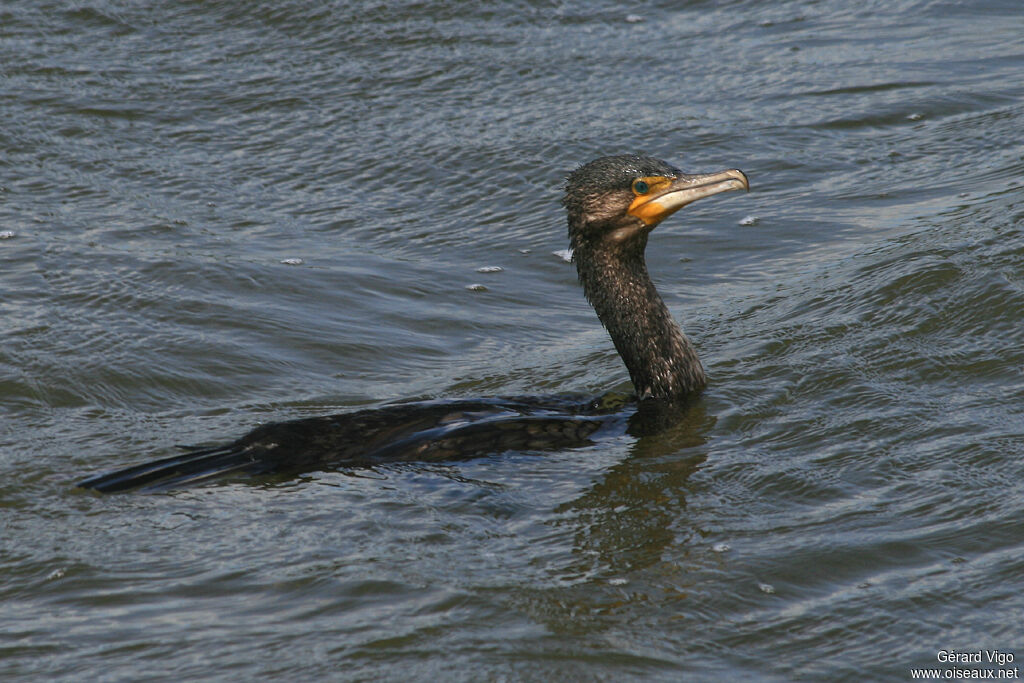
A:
[76,155,749,492]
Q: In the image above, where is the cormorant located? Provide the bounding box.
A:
[76,155,749,492]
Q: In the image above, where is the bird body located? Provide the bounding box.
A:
[77,155,748,492]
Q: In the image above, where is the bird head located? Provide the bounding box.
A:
[564,154,749,255]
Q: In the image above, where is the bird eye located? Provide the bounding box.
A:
[632,180,650,195]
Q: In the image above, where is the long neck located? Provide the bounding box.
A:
[575,243,706,400]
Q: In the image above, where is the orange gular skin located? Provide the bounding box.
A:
[627,176,675,225]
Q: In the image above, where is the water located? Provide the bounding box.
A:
[2,0,1023,680]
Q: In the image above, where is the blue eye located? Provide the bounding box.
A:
[632,180,649,194]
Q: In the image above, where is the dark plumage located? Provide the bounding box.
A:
[76,155,748,492]
[565,154,748,399]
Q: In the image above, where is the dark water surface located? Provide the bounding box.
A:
[3,1,1023,680]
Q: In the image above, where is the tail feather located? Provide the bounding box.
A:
[76,444,259,493]
[130,459,264,492]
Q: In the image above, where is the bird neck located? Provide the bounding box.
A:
[575,243,706,401]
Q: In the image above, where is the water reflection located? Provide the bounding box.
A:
[559,401,713,574]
